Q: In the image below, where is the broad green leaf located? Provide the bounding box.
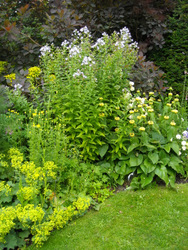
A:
[148,151,159,164]
[159,157,170,166]
[141,172,154,188]
[141,158,156,174]
[168,155,184,175]
[127,142,139,154]
[116,177,124,186]
[98,144,109,158]
[155,166,169,185]
[170,141,180,155]
[115,164,126,175]
[129,154,143,167]
[164,143,171,153]
[151,132,166,144]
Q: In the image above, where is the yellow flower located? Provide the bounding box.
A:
[27,66,41,79]
[164,116,169,120]
[174,98,179,102]
[168,92,173,96]
[115,128,119,132]
[171,109,178,114]
[158,99,161,102]
[148,120,154,125]
[139,127,145,131]
[99,113,105,117]
[146,106,152,109]
[99,103,104,106]
[99,97,103,100]
[134,109,138,112]
[141,114,146,118]
[129,120,135,124]
[116,107,120,110]
[137,104,142,108]
[167,103,171,107]
[149,92,154,95]
[149,102,153,105]
[4,73,16,83]
[169,87,173,91]
[170,121,176,126]
[129,133,135,137]
[137,116,142,120]
[148,109,154,112]
[115,117,120,121]
[129,110,134,114]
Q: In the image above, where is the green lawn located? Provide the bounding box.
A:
[30,184,188,250]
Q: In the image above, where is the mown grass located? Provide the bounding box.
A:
[30,184,188,250]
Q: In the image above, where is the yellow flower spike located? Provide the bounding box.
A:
[164,116,169,120]
[129,133,135,137]
[170,121,176,126]
[148,120,154,125]
[168,92,173,96]
[171,109,178,114]
[115,117,120,121]
[167,103,171,107]
[129,120,135,124]
[99,103,104,106]
[129,110,134,114]
[27,66,41,79]
[4,73,16,83]
[139,127,145,131]
[174,98,179,102]
[148,109,154,112]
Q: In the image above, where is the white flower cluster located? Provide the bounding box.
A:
[61,40,70,47]
[73,69,87,79]
[14,83,22,90]
[72,26,91,39]
[91,38,105,50]
[176,130,188,153]
[69,45,81,57]
[81,56,95,66]
[129,81,135,91]
[120,27,132,42]
[40,45,51,56]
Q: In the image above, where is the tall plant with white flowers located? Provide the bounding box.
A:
[39,26,138,161]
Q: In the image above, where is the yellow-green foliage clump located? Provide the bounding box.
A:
[0,148,91,247]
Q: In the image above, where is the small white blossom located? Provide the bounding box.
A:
[61,40,69,47]
[73,69,87,79]
[181,141,186,146]
[130,86,135,91]
[129,81,134,86]
[176,134,181,139]
[179,151,182,155]
[69,45,81,57]
[40,45,51,56]
[182,146,186,151]
[170,138,173,142]
[81,56,95,66]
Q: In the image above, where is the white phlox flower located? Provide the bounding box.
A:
[73,69,87,79]
[69,45,81,57]
[40,45,51,56]
[81,56,95,66]
[182,146,186,151]
[61,40,69,47]
[91,38,105,50]
[181,141,186,146]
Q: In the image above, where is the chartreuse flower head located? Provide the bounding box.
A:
[139,127,145,131]
[27,66,41,79]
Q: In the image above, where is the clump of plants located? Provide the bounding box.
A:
[0,26,188,249]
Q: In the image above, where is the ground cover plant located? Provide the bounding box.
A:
[33,184,188,250]
[0,26,188,249]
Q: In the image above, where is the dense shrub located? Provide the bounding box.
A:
[148,0,188,95]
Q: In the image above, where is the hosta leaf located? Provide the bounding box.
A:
[155,166,169,185]
[164,143,171,153]
[148,151,159,164]
[127,142,139,154]
[141,158,156,174]
[170,141,180,155]
[129,154,143,167]
[141,172,155,188]
[115,164,126,175]
[98,144,109,158]
[168,155,184,175]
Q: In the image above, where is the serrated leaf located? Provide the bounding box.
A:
[148,151,159,164]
